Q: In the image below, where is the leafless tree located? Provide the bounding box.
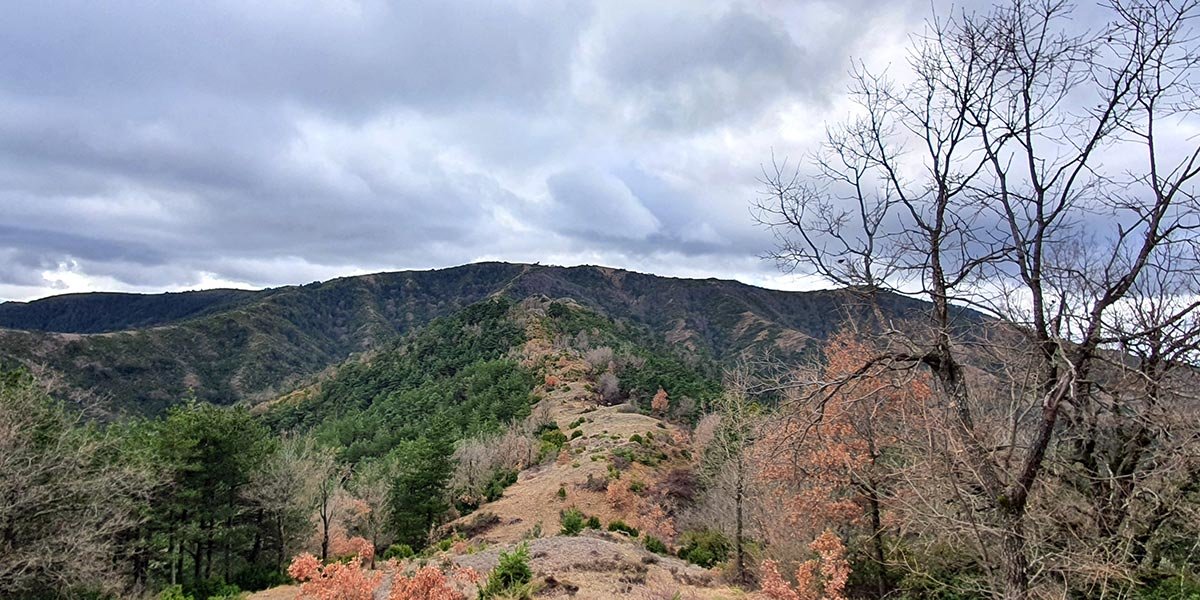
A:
[244,433,325,571]
[0,373,155,597]
[755,1,1200,598]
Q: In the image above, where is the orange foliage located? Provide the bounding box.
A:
[640,501,677,542]
[753,331,930,532]
[288,551,382,600]
[388,565,476,600]
[331,535,375,562]
[544,374,561,388]
[760,530,850,600]
[651,387,669,414]
[605,478,638,511]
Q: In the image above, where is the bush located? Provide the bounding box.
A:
[478,543,534,599]
[384,543,415,560]
[643,535,669,555]
[484,469,519,502]
[158,586,194,600]
[232,565,289,591]
[607,520,639,538]
[676,529,730,568]
[569,430,583,440]
[556,485,567,501]
[560,508,585,536]
[585,515,602,529]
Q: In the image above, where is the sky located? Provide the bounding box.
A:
[0,0,943,302]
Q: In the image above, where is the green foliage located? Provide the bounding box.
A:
[643,535,669,555]
[556,485,567,501]
[157,585,194,600]
[383,543,415,560]
[585,516,602,529]
[676,529,730,568]
[1133,573,1200,600]
[388,433,455,548]
[266,298,534,463]
[607,520,639,538]
[478,543,534,599]
[484,469,519,503]
[560,508,586,536]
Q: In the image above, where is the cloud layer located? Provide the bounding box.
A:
[0,0,924,301]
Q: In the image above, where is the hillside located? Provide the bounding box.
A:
[0,262,943,414]
[248,293,741,599]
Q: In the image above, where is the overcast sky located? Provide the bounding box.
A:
[0,0,947,302]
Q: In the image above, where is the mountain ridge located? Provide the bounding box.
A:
[0,262,944,414]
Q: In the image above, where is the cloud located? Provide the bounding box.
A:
[0,0,927,301]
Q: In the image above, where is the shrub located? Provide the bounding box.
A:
[484,469,519,502]
[478,543,534,599]
[643,535,669,555]
[560,508,585,536]
[388,565,472,600]
[607,520,639,538]
[158,585,193,600]
[540,429,568,447]
[676,530,730,568]
[384,543,415,560]
[569,430,583,440]
[556,485,567,501]
[288,552,381,600]
[585,516,602,529]
[629,434,644,445]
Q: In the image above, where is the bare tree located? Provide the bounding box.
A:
[244,433,325,571]
[697,367,762,584]
[0,372,155,597]
[755,1,1200,598]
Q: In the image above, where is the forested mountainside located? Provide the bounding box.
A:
[0,262,944,414]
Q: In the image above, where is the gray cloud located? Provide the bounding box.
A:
[0,0,922,301]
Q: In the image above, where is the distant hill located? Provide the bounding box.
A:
[0,262,947,414]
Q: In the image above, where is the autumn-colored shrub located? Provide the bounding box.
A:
[388,565,480,600]
[606,478,637,511]
[759,530,850,600]
[651,388,669,414]
[288,552,382,600]
[331,536,375,562]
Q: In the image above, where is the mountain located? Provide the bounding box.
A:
[0,262,940,414]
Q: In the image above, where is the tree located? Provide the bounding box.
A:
[651,387,670,415]
[754,331,930,596]
[347,457,395,568]
[243,433,325,572]
[389,435,454,548]
[756,1,1200,597]
[0,371,154,597]
[698,369,761,584]
[151,398,273,590]
[312,445,346,563]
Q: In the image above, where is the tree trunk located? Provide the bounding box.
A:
[1000,513,1030,600]
[866,480,889,598]
[734,453,747,585]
